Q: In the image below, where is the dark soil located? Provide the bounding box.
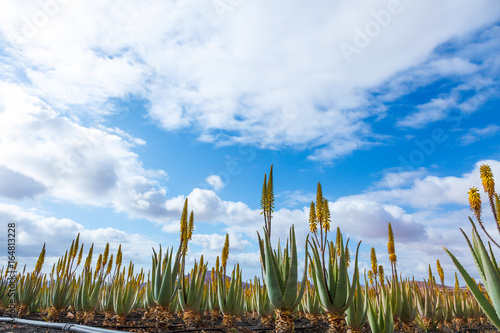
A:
[0,310,498,333]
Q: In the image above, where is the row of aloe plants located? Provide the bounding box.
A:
[0,164,499,333]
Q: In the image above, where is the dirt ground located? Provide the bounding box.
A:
[0,310,498,333]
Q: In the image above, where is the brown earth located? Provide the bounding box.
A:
[0,310,498,333]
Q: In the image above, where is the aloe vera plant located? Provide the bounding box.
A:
[150,246,181,326]
[367,290,394,333]
[74,243,110,324]
[16,244,45,318]
[383,276,402,330]
[207,268,221,323]
[112,264,140,326]
[444,218,500,329]
[308,227,361,333]
[301,280,322,326]
[345,276,367,333]
[217,264,244,327]
[415,281,440,330]
[178,257,208,328]
[399,279,418,332]
[252,277,274,327]
[258,225,308,333]
[74,271,102,324]
[47,239,82,322]
[0,268,10,312]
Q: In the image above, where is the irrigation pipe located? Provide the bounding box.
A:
[0,317,130,333]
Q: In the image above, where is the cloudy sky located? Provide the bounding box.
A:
[0,0,499,285]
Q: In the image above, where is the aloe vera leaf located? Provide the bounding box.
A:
[308,239,334,312]
[226,269,237,310]
[384,299,394,333]
[340,241,361,314]
[488,242,500,277]
[444,247,500,329]
[283,226,299,305]
[471,228,500,315]
[367,297,381,333]
[332,237,348,310]
[292,243,309,309]
[259,230,286,309]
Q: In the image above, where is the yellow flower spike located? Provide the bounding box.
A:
[221,233,230,269]
[387,223,396,261]
[468,187,482,222]
[480,164,495,196]
[266,165,274,219]
[180,198,188,242]
[96,253,103,273]
[69,240,75,260]
[496,194,500,226]
[62,250,68,272]
[309,201,317,233]
[77,244,83,266]
[34,243,46,274]
[322,198,331,232]
[106,254,113,275]
[368,270,374,285]
[335,229,341,257]
[378,264,384,285]
[84,244,94,271]
[187,210,194,241]
[316,183,324,227]
[116,244,123,268]
[260,173,267,215]
[128,261,133,279]
[436,259,444,288]
[387,223,398,279]
[73,233,80,258]
[345,246,350,268]
[261,165,275,238]
[102,243,109,267]
[370,248,378,276]
[65,251,72,276]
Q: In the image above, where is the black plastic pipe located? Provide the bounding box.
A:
[0,317,130,333]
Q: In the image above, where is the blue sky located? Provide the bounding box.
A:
[0,0,500,285]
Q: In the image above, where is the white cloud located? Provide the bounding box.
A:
[458,124,500,145]
[206,174,225,191]
[0,203,157,271]
[0,82,176,222]
[0,165,47,200]
[373,168,428,188]
[0,0,498,160]
[397,97,457,128]
[331,198,427,241]
[363,160,500,208]
[191,232,249,252]
[278,190,315,208]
